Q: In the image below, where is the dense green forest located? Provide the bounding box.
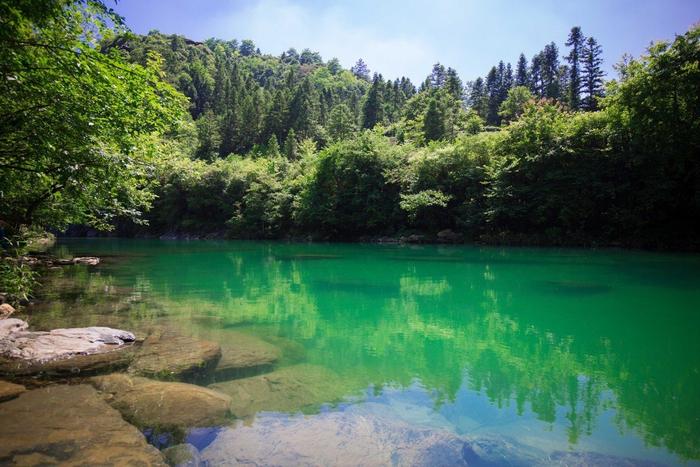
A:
[1,0,699,299]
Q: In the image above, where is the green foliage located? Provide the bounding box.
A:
[295,132,405,238]
[0,0,186,235]
[498,86,534,123]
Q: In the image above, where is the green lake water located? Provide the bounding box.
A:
[31,239,700,465]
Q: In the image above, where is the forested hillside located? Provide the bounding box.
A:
[98,27,699,249]
[2,1,699,257]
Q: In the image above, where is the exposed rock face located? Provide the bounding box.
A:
[130,331,221,380]
[0,303,15,319]
[0,322,135,362]
[92,373,232,430]
[209,364,345,418]
[213,331,281,380]
[0,380,25,402]
[0,384,165,466]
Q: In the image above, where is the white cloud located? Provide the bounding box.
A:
[210,0,437,82]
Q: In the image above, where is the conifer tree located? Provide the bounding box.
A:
[485,66,501,125]
[266,134,281,157]
[445,67,463,101]
[565,26,585,110]
[582,37,605,110]
[515,53,529,87]
[468,77,488,119]
[351,58,370,81]
[283,129,297,160]
[423,97,445,142]
[362,74,385,129]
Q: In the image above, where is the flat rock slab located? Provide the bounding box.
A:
[0,384,165,466]
[200,408,470,466]
[130,332,221,380]
[92,373,232,430]
[214,331,281,380]
[200,405,664,467]
[0,322,135,361]
[208,364,346,418]
[0,380,26,402]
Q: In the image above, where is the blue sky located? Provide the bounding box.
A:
[113,0,699,83]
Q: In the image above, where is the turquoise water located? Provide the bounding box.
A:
[39,239,700,464]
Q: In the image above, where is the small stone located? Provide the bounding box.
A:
[163,443,201,467]
[92,373,231,430]
[73,256,100,266]
[0,303,15,319]
[0,380,25,402]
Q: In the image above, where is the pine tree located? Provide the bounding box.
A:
[362,73,385,129]
[485,66,501,125]
[423,97,445,142]
[266,134,280,157]
[283,129,297,160]
[327,103,357,141]
[565,26,585,110]
[502,63,514,98]
[445,67,463,101]
[542,42,561,99]
[515,53,529,87]
[351,58,370,81]
[429,63,447,89]
[468,77,488,119]
[581,37,605,110]
[529,53,544,97]
[288,77,318,139]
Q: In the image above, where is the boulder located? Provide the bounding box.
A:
[437,229,464,243]
[0,384,165,465]
[0,322,135,362]
[0,303,15,319]
[73,256,100,266]
[209,364,346,418]
[0,349,134,379]
[0,380,25,402]
[130,331,221,381]
[213,331,281,380]
[92,373,231,430]
[163,443,201,467]
[401,234,426,244]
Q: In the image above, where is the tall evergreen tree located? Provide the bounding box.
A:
[351,58,370,81]
[423,97,445,142]
[468,77,488,119]
[429,63,447,89]
[485,66,501,125]
[565,26,585,110]
[362,74,385,129]
[582,37,605,110]
[542,42,561,99]
[288,77,318,139]
[445,67,463,101]
[529,53,544,97]
[515,53,529,87]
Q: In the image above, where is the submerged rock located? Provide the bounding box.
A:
[130,331,221,380]
[162,443,201,467]
[208,364,346,418]
[212,331,281,380]
[0,380,25,402]
[92,373,232,430]
[437,229,464,243]
[0,384,165,465]
[199,408,470,466]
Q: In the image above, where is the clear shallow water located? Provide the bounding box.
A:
[34,239,700,465]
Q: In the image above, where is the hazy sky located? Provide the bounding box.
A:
[113,0,699,83]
